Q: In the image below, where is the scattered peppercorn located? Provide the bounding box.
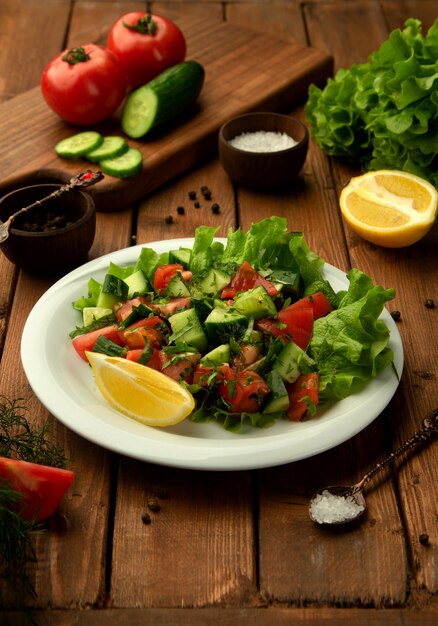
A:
[390,310,401,321]
[424,298,435,309]
[141,512,151,525]
[147,497,161,512]
[211,203,220,214]
[164,215,174,224]
[419,533,429,546]
[176,205,185,215]
[201,185,212,200]
[194,201,201,208]
[188,190,197,200]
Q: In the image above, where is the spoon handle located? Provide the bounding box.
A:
[354,408,438,492]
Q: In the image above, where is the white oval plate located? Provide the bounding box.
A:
[21,239,403,471]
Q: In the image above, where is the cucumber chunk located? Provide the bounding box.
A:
[123,269,150,299]
[204,307,247,346]
[99,148,143,178]
[165,274,191,298]
[200,343,231,366]
[169,248,191,269]
[263,370,289,414]
[121,60,205,139]
[85,136,129,162]
[233,285,277,320]
[96,274,129,309]
[169,308,208,352]
[273,341,316,383]
[55,131,103,158]
[82,306,113,327]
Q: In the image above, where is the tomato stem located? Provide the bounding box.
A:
[62,47,90,65]
[123,13,157,35]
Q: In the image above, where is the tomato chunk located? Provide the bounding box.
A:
[219,365,270,413]
[148,297,191,317]
[72,325,121,361]
[118,316,166,349]
[221,261,278,299]
[0,457,74,521]
[159,352,201,383]
[286,373,319,421]
[277,301,314,350]
[309,292,333,319]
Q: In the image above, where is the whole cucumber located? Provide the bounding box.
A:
[121,60,205,139]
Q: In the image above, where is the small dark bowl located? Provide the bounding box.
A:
[0,183,96,273]
[219,112,309,190]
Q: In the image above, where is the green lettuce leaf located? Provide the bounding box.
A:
[306,18,438,188]
[309,269,395,401]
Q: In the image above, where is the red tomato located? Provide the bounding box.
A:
[107,12,186,89]
[255,318,288,341]
[219,366,270,414]
[277,301,314,350]
[115,297,150,323]
[232,343,262,369]
[127,347,162,370]
[309,292,333,319]
[193,364,228,387]
[0,457,74,522]
[286,373,319,421]
[148,297,192,317]
[153,264,191,293]
[72,325,121,361]
[159,352,200,383]
[118,316,166,349]
[40,44,126,125]
[221,261,279,299]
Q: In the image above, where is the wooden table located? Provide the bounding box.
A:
[1,2,437,624]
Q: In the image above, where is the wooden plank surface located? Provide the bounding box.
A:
[0,1,437,624]
[0,18,332,212]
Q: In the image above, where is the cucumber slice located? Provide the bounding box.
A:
[121,60,205,139]
[99,148,143,179]
[85,136,129,162]
[55,131,103,158]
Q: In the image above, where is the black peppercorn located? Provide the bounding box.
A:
[188,190,197,200]
[176,206,185,215]
[164,215,174,224]
[211,203,220,214]
[390,310,401,321]
[424,298,435,309]
[194,201,201,208]
[201,186,212,200]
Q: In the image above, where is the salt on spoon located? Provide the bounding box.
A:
[309,408,438,526]
[0,169,103,243]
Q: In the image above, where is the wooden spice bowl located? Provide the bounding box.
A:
[0,183,96,273]
[219,112,309,190]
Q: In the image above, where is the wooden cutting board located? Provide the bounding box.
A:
[0,20,332,212]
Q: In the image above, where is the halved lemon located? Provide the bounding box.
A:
[339,170,438,248]
[85,351,195,427]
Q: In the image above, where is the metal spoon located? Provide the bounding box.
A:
[0,169,103,243]
[309,408,438,526]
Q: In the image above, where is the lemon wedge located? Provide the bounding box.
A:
[85,351,195,427]
[339,170,438,247]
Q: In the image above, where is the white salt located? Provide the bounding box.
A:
[310,489,365,525]
[228,131,298,153]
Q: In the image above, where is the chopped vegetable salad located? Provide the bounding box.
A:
[70,217,395,432]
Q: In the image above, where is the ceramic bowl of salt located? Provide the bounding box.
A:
[218,112,309,190]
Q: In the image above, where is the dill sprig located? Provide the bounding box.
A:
[0,397,69,625]
[0,397,66,468]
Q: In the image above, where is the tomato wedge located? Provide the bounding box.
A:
[153,264,192,293]
[221,261,279,299]
[219,365,270,413]
[0,457,74,521]
[72,325,121,361]
[277,301,314,350]
[118,316,166,349]
[286,373,319,421]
